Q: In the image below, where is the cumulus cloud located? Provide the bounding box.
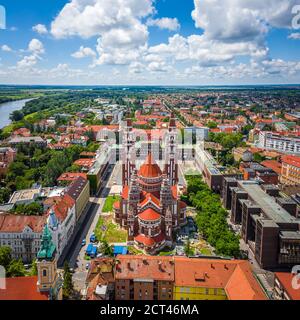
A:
[147,17,180,31]
[32,24,48,35]
[16,39,45,69]
[1,45,12,52]
[28,39,45,55]
[71,46,96,58]
[50,0,154,66]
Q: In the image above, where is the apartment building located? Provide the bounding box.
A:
[0,214,46,263]
[258,131,300,155]
[66,176,90,221]
[0,147,17,177]
[281,155,300,185]
[115,256,174,300]
[86,255,267,301]
[222,179,300,269]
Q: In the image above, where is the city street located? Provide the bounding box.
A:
[62,163,120,293]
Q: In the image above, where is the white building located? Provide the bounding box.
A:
[47,194,76,258]
[258,131,300,155]
[0,214,46,263]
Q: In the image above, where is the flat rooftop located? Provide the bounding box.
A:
[237,181,297,224]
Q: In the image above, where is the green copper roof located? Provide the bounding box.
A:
[37,225,56,260]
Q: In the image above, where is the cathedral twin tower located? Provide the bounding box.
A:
[113,114,187,254]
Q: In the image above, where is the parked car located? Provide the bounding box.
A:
[85,263,90,270]
[81,239,86,246]
[90,234,96,243]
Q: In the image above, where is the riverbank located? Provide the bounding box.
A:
[0,98,33,129]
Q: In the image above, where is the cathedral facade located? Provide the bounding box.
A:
[113,114,187,254]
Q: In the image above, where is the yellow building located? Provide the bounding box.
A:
[173,257,267,300]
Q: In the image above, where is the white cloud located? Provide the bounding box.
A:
[1,45,12,52]
[71,46,96,58]
[28,39,45,55]
[50,0,155,66]
[16,39,45,70]
[32,24,48,35]
[147,17,180,31]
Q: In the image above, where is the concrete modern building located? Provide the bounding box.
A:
[222,178,300,269]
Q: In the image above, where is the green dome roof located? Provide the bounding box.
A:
[37,225,56,260]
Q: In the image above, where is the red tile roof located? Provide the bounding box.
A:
[115,255,174,281]
[134,233,165,247]
[282,155,300,169]
[138,154,162,178]
[0,215,46,233]
[175,258,267,300]
[57,172,87,182]
[261,160,282,175]
[138,208,161,221]
[275,272,300,300]
[139,193,160,207]
[0,276,49,300]
[50,194,75,222]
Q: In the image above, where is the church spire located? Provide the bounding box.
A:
[37,225,56,261]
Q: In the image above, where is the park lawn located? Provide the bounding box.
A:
[102,195,121,213]
[200,247,213,256]
[128,246,144,255]
[94,215,127,244]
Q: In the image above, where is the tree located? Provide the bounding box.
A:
[102,240,113,257]
[10,110,24,122]
[184,239,193,257]
[0,246,12,270]
[207,121,218,129]
[7,259,26,277]
[29,259,38,276]
[62,261,74,300]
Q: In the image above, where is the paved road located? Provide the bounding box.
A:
[62,164,118,292]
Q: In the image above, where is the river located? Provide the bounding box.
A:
[0,98,33,129]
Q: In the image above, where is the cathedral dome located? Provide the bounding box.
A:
[138,153,162,178]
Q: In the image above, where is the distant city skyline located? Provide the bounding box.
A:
[0,0,300,85]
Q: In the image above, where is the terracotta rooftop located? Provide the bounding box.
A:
[139,192,160,207]
[282,155,300,169]
[174,257,267,300]
[275,272,300,300]
[57,172,87,182]
[138,208,161,221]
[0,214,46,233]
[138,154,162,178]
[261,160,282,175]
[0,276,49,300]
[115,255,174,281]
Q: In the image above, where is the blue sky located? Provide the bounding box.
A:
[0,0,300,85]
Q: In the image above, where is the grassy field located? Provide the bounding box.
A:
[94,215,127,244]
[102,195,121,213]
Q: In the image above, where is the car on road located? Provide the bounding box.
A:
[81,239,86,246]
[90,233,96,243]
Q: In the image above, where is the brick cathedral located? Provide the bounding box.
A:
[113,114,187,254]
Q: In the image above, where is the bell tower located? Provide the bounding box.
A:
[165,113,178,186]
[122,118,135,186]
[37,225,61,299]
